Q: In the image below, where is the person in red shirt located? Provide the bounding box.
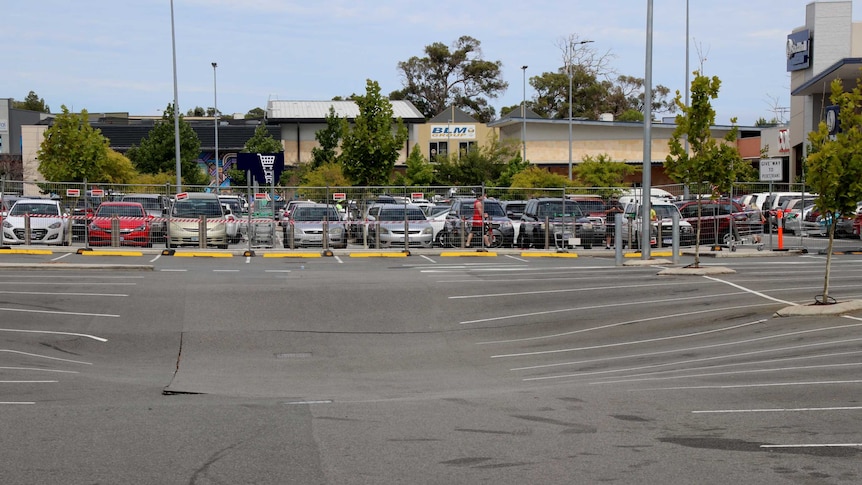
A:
[466,194,489,248]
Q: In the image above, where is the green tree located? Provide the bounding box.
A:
[243,124,283,153]
[310,106,341,169]
[403,146,434,185]
[301,162,351,187]
[101,150,139,184]
[37,106,110,182]
[13,90,50,113]
[805,78,862,304]
[126,103,206,186]
[665,71,744,267]
[186,106,206,117]
[339,79,408,185]
[431,134,519,186]
[574,154,640,196]
[510,166,572,189]
[390,36,507,122]
[245,107,266,119]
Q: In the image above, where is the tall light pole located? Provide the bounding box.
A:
[641,0,654,259]
[567,39,594,180]
[521,65,528,163]
[212,62,219,192]
[170,0,181,190]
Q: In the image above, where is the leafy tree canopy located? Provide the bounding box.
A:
[403,146,434,186]
[510,166,573,189]
[806,77,862,302]
[390,36,507,122]
[13,90,50,113]
[301,161,351,187]
[37,106,110,182]
[310,106,341,169]
[245,107,266,119]
[339,79,408,186]
[125,103,206,186]
[242,124,283,153]
[574,153,640,188]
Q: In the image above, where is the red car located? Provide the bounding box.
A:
[675,199,747,245]
[87,201,152,247]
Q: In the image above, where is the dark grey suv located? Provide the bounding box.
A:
[517,198,597,249]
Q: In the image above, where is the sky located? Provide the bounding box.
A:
[5,0,862,126]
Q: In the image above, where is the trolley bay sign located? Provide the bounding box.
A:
[237,153,285,186]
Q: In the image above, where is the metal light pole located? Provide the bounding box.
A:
[212,62,219,192]
[521,65,528,163]
[170,0,182,190]
[567,40,593,180]
[641,0,654,259]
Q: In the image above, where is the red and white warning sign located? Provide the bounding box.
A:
[90,189,105,197]
[332,192,347,200]
[411,192,424,200]
[175,192,189,200]
[66,188,81,197]
[254,193,268,200]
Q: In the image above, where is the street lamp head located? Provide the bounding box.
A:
[521,65,528,70]
[212,62,217,68]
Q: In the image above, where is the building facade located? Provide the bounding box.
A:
[790,1,862,181]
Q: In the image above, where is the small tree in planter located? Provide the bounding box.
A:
[805,78,862,304]
[665,71,744,267]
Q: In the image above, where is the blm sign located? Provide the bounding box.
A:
[237,153,285,186]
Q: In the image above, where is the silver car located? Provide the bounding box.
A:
[365,203,433,248]
[283,203,347,249]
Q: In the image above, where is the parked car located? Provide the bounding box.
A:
[569,195,609,243]
[674,199,747,245]
[1,198,70,245]
[500,200,528,220]
[87,201,152,247]
[365,203,433,248]
[121,193,170,242]
[621,200,694,249]
[283,203,347,248]
[779,198,817,235]
[165,192,228,249]
[439,198,515,248]
[517,198,597,249]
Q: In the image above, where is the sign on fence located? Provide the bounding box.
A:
[759,158,783,182]
[66,189,80,197]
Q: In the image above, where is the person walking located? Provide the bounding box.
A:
[465,194,489,248]
[604,200,624,249]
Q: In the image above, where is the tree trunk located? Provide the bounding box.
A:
[822,213,836,304]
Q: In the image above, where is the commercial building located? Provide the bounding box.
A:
[789,1,862,181]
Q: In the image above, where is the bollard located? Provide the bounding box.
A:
[777,209,784,250]
[544,216,550,249]
[199,215,207,249]
[24,213,32,245]
[111,215,120,247]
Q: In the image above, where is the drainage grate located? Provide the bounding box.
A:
[275,352,313,359]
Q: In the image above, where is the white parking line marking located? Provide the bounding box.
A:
[0,290,127,297]
[0,366,79,374]
[538,350,862,383]
[627,379,862,391]
[452,281,691,300]
[160,269,187,272]
[512,335,862,372]
[149,253,162,262]
[0,328,107,342]
[51,253,72,261]
[0,307,119,317]
[483,306,769,345]
[693,406,862,414]
[761,444,862,449]
[496,320,761,360]
[0,380,59,383]
[463,290,749,325]
[420,255,436,263]
[265,270,291,273]
[505,254,529,262]
[335,256,344,263]
[0,282,136,286]
[703,275,795,305]
[0,350,92,365]
[214,269,239,272]
[0,402,35,405]
[587,362,862,385]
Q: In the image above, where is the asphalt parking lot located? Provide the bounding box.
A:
[1,247,862,484]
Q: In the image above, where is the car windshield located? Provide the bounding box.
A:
[293,207,339,221]
[10,202,60,216]
[96,205,145,217]
[378,208,427,221]
[535,201,584,218]
[172,200,223,217]
[123,197,163,210]
[458,200,506,218]
[573,200,605,213]
[220,199,243,213]
[653,205,679,219]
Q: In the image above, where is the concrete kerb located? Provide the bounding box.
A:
[775,299,862,317]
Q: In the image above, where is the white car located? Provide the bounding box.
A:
[620,201,694,249]
[1,198,70,245]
